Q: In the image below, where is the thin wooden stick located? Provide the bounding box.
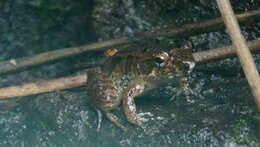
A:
[0,74,87,99]
[217,0,260,110]
[144,10,260,38]
[0,10,260,75]
[193,39,260,64]
[0,37,129,74]
[1,39,260,99]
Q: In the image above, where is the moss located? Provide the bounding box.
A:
[233,117,260,145]
[30,0,67,20]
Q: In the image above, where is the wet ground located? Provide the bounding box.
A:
[0,0,260,146]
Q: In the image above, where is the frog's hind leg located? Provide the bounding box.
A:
[105,112,127,132]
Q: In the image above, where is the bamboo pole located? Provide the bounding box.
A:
[216,0,260,110]
[1,39,260,99]
[0,10,259,75]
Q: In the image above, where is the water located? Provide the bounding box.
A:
[0,0,259,146]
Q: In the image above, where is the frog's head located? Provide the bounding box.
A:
[149,47,195,77]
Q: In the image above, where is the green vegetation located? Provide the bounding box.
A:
[233,117,260,145]
[30,0,66,19]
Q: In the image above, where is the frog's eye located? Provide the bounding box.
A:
[154,57,165,67]
[154,52,169,67]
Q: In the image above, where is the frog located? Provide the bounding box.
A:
[86,43,195,131]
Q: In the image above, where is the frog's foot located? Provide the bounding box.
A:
[136,112,154,123]
[125,114,143,126]
[180,76,194,95]
[124,112,153,128]
[183,85,194,95]
[95,109,127,132]
[170,85,194,101]
[105,112,128,132]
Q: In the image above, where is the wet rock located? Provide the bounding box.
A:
[92,0,178,40]
[0,0,260,146]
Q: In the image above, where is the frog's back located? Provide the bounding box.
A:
[103,50,156,76]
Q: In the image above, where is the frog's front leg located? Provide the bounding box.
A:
[122,83,145,126]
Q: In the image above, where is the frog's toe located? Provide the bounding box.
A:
[127,112,154,127]
[183,87,194,95]
[128,117,143,126]
[137,112,154,117]
[105,112,128,132]
[136,112,154,123]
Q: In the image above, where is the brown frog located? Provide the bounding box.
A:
[86,44,195,131]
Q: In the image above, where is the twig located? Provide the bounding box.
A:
[1,39,260,99]
[217,0,260,110]
[144,10,260,38]
[0,37,129,74]
[0,10,260,75]
[0,74,87,99]
[193,39,260,64]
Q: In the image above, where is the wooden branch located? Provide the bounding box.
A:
[1,39,260,99]
[0,74,87,99]
[144,10,260,38]
[0,37,129,74]
[193,39,260,64]
[0,10,260,75]
[217,0,260,110]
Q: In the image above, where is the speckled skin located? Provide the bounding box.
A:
[87,47,194,131]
